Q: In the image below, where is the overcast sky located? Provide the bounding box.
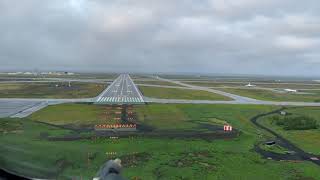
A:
[0,0,319,76]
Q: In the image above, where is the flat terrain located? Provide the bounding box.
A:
[0,82,106,98]
[134,80,182,87]
[135,104,275,132]
[256,83,320,89]
[139,86,232,100]
[2,74,320,179]
[182,81,247,87]
[1,104,320,179]
[218,88,320,102]
[29,103,114,126]
[182,81,320,89]
[260,107,320,155]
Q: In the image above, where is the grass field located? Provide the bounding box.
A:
[0,82,106,98]
[1,104,320,179]
[260,107,320,155]
[29,103,120,126]
[30,103,271,132]
[182,81,247,87]
[134,80,182,87]
[135,104,275,132]
[218,88,320,102]
[181,81,320,90]
[257,84,320,89]
[139,86,232,100]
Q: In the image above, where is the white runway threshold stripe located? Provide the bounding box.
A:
[94,74,144,105]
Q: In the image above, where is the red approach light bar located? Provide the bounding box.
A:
[95,124,137,129]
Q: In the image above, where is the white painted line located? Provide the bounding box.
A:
[127,75,144,102]
[96,75,121,101]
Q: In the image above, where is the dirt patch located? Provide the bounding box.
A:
[120,152,151,168]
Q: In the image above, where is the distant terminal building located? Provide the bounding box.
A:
[40,71,75,75]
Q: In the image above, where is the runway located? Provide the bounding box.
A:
[0,101,42,118]
[95,74,144,104]
[10,102,49,118]
[1,75,320,118]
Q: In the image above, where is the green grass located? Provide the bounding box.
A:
[259,144,288,154]
[29,103,107,126]
[219,88,320,102]
[257,83,320,89]
[0,82,106,98]
[139,86,232,100]
[1,104,320,179]
[135,104,275,133]
[182,81,320,89]
[260,107,320,155]
[184,82,247,87]
[134,80,182,87]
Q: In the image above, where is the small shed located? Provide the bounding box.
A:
[280,111,287,116]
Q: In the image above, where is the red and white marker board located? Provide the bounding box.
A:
[224,125,233,131]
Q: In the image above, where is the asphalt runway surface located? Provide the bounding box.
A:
[95,74,144,104]
[1,75,320,118]
[10,102,48,118]
[0,98,92,118]
[0,100,40,118]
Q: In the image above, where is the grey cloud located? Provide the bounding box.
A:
[0,0,319,76]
